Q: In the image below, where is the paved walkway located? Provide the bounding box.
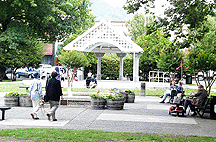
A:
[0,80,216,137]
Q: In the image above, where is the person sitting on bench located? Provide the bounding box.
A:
[86,75,97,88]
[160,82,178,103]
[183,85,208,116]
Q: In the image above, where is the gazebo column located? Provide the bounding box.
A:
[95,53,104,80]
[117,53,126,80]
[132,53,142,82]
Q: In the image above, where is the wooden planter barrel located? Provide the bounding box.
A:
[120,92,128,103]
[106,99,124,110]
[19,95,32,107]
[91,98,106,110]
[127,92,135,103]
[4,96,19,107]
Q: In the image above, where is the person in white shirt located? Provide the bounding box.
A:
[87,70,92,79]
[29,72,42,120]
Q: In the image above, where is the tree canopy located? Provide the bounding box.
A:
[0,0,93,41]
[0,0,95,80]
[124,0,216,48]
[186,16,216,93]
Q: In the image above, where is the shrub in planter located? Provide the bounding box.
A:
[90,94,106,110]
[4,91,20,107]
[106,94,125,110]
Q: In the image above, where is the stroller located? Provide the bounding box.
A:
[169,92,185,116]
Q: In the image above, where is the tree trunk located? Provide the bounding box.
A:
[0,67,6,81]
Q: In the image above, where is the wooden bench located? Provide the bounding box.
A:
[188,97,210,118]
[0,107,11,120]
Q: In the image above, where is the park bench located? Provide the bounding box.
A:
[188,97,210,118]
[0,107,11,120]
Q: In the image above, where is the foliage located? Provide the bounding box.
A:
[126,13,147,41]
[157,45,183,73]
[123,54,133,78]
[90,94,106,99]
[0,0,94,41]
[186,16,216,93]
[136,30,172,80]
[101,53,119,80]
[84,52,97,78]
[5,91,20,97]
[0,22,44,80]
[59,50,89,70]
[106,94,124,100]
[124,0,216,48]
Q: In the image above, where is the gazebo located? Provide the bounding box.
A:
[63,20,143,82]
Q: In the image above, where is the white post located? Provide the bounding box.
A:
[132,53,142,82]
[117,53,126,81]
[95,53,104,80]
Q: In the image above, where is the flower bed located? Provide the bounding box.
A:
[4,91,32,107]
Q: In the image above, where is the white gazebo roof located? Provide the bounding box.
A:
[63,20,143,53]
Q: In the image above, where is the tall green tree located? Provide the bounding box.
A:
[124,0,216,48]
[186,16,216,93]
[0,22,44,80]
[126,13,146,41]
[0,0,93,41]
[0,0,94,80]
[136,30,172,80]
[126,13,155,41]
[59,50,89,93]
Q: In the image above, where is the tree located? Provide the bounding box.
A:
[136,30,172,80]
[186,16,216,94]
[124,0,216,48]
[157,44,183,82]
[0,0,95,80]
[0,22,44,80]
[58,50,89,94]
[126,13,155,41]
[126,13,146,41]
[0,0,93,41]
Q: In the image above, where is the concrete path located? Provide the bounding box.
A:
[0,80,216,137]
[0,96,215,137]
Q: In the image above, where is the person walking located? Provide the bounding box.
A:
[29,72,42,120]
[45,71,64,121]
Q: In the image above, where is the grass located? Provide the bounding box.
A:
[2,83,216,96]
[0,83,27,94]
[0,128,215,142]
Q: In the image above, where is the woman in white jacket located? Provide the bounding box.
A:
[29,72,42,119]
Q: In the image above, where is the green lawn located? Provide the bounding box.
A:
[0,128,215,142]
[1,83,216,96]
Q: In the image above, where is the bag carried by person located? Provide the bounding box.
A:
[44,78,50,102]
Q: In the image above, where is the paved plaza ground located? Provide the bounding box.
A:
[0,80,216,137]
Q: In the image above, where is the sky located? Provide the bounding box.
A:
[90,0,170,21]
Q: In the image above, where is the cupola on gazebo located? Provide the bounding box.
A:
[63,20,143,82]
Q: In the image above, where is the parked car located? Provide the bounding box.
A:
[16,68,39,79]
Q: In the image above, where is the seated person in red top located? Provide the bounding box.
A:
[184,85,208,116]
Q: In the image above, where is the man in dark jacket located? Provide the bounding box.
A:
[184,85,208,116]
[46,71,64,121]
